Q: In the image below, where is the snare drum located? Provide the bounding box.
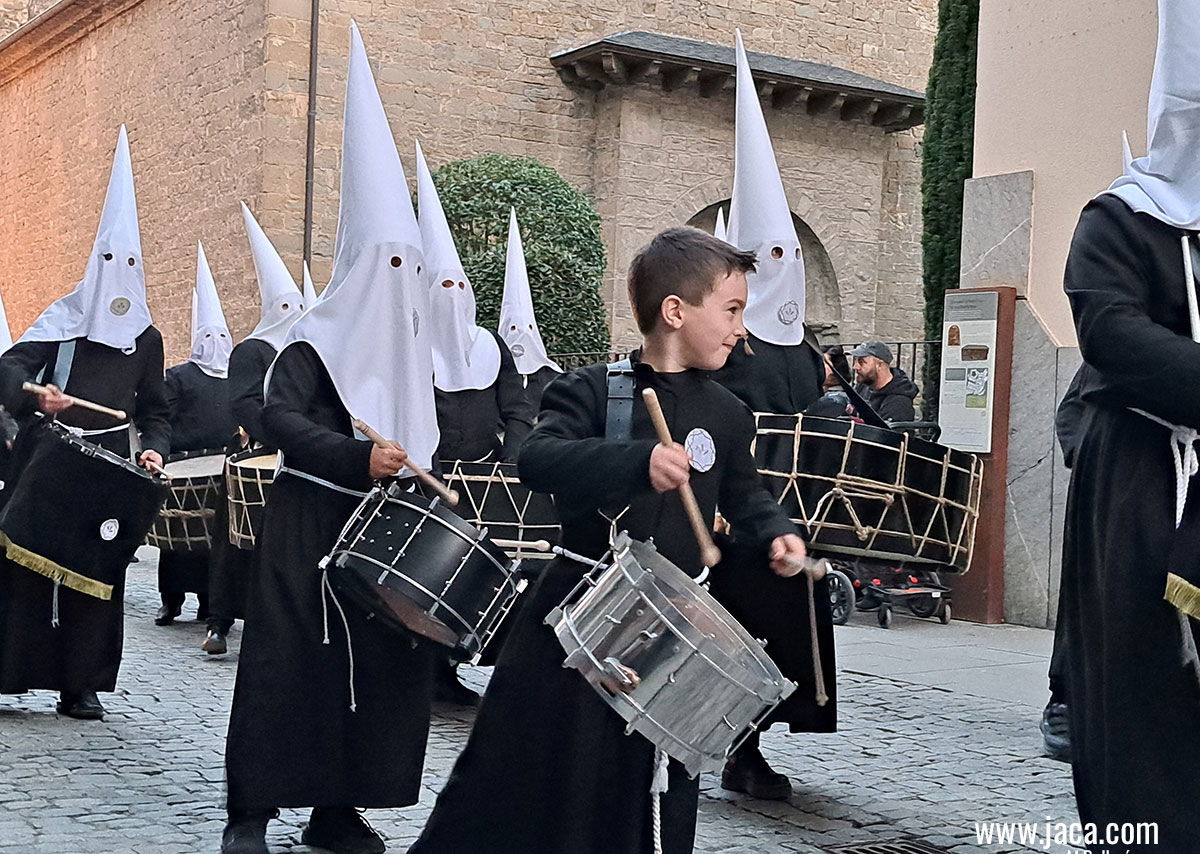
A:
[226,450,278,549]
[441,460,560,561]
[145,452,225,552]
[545,532,795,778]
[0,422,168,599]
[752,414,983,572]
[322,484,525,662]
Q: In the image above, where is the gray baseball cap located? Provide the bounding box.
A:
[848,341,893,364]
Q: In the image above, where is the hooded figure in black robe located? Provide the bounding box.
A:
[221,23,441,854]
[1059,7,1200,843]
[408,356,799,854]
[0,127,169,720]
[156,243,237,624]
[701,32,837,800]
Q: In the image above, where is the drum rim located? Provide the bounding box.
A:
[377,489,513,571]
[42,421,157,481]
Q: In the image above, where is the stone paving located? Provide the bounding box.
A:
[0,551,1079,854]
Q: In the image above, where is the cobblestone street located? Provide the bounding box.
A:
[0,552,1077,854]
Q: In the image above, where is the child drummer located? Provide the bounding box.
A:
[408,226,808,854]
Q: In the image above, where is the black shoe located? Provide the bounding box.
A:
[154,602,182,626]
[721,745,792,800]
[1041,700,1072,762]
[203,629,228,655]
[434,664,480,707]
[221,810,274,854]
[56,691,105,721]
[196,595,210,622]
[302,808,385,854]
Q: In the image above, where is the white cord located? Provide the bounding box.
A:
[320,569,357,712]
[650,748,669,854]
[51,579,60,628]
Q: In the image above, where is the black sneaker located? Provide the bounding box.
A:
[220,810,274,854]
[56,691,105,720]
[302,808,385,854]
[720,745,792,800]
[1040,700,1072,762]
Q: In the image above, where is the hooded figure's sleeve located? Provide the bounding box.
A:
[133,327,171,457]
[0,341,56,418]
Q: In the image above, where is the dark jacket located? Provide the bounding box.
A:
[858,367,918,422]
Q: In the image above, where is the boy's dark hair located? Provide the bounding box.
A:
[627,226,757,334]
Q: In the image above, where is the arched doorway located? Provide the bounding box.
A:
[687,201,842,340]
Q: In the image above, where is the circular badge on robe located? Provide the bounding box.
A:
[777,301,800,325]
[99,519,120,541]
[109,297,131,317]
[685,427,716,473]
[511,343,526,358]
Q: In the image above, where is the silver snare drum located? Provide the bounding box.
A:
[545,532,795,778]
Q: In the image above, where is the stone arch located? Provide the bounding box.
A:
[685,199,843,339]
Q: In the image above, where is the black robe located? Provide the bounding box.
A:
[1060,193,1200,852]
[434,331,534,463]
[157,361,237,597]
[224,341,434,811]
[0,328,169,694]
[708,329,837,733]
[206,338,277,631]
[521,364,562,415]
[409,359,796,854]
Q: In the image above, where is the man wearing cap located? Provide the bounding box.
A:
[850,341,918,423]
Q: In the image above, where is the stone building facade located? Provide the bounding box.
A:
[0,0,934,362]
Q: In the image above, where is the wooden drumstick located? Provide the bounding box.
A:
[143,458,171,480]
[23,381,127,421]
[492,538,552,552]
[641,388,722,568]
[352,418,459,506]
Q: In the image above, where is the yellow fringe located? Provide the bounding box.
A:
[0,532,114,601]
[1165,572,1200,622]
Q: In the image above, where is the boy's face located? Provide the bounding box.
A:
[676,269,749,371]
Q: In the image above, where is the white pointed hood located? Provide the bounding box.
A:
[1105,0,1200,229]
[416,141,501,391]
[0,287,12,353]
[714,207,728,242]
[302,261,319,305]
[726,31,807,345]
[22,126,152,352]
[242,202,306,351]
[271,22,439,469]
[189,242,232,378]
[499,207,561,375]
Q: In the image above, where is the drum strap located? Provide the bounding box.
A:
[605,358,635,441]
[277,462,370,499]
[50,340,75,391]
[800,328,889,430]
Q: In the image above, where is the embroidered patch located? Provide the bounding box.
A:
[685,427,717,473]
[109,297,131,317]
[99,519,120,541]
[777,300,800,325]
[510,343,526,358]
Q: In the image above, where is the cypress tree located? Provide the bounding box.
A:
[921,0,980,418]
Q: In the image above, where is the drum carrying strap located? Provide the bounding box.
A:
[801,328,889,430]
[605,358,635,441]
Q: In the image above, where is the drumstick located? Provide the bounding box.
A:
[641,388,722,568]
[143,459,171,480]
[22,381,127,421]
[491,538,553,552]
[351,418,459,506]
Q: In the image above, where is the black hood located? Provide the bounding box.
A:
[873,367,919,400]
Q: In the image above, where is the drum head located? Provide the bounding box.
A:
[230,452,278,471]
[164,454,226,479]
[329,561,460,648]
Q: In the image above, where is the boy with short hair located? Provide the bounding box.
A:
[408,226,807,854]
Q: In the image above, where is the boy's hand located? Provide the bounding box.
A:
[769,534,808,577]
[138,450,164,471]
[369,443,408,479]
[649,442,691,493]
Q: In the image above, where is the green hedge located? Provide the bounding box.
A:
[921,0,979,417]
[425,154,610,355]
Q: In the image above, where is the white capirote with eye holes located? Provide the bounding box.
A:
[415,140,501,392]
[241,202,306,352]
[724,31,808,347]
[21,125,153,354]
[267,22,440,471]
[498,207,562,376]
[188,241,233,378]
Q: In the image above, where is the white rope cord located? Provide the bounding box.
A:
[650,748,669,854]
[1130,408,1200,528]
[320,569,358,712]
[51,579,60,628]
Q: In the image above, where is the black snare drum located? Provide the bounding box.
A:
[322,484,525,661]
[0,422,168,599]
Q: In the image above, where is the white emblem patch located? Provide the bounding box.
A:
[777,300,800,325]
[685,428,716,473]
[99,519,120,541]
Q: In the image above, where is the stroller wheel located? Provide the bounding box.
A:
[877,604,893,629]
[939,602,952,625]
[827,568,855,626]
[908,594,940,618]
